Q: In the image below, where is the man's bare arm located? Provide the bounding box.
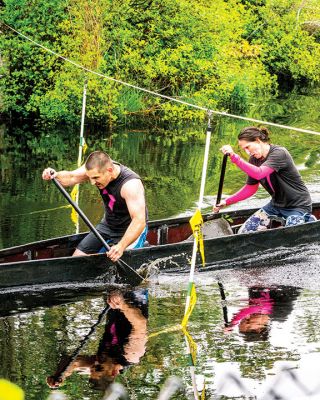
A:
[42,165,88,187]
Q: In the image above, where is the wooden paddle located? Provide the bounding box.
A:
[215,153,229,207]
[52,177,143,286]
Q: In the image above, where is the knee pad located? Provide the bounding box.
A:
[239,210,270,234]
[285,215,305,227]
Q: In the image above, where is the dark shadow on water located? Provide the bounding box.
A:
[0,283,129,318]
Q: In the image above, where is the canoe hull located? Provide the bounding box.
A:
[1,204,320,289]
[0,255,119,288]
[128,219,320,271]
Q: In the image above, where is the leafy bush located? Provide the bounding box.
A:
[0,0,319,128]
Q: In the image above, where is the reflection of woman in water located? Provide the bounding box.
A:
[225,286,301,341]
[47,288,148,390]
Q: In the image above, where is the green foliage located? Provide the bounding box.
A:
[0,0,320,126]
[0,0,69,117]
[245,0,320,85]
[35,0,120,127]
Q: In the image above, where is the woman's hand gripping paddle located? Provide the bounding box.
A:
[52,177,144,286]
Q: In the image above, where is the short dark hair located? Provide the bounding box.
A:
[85,151,112,171]
[238,126,270,143]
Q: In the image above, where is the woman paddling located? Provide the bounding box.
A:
[214,126,316,233]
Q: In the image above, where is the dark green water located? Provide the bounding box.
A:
[1,89,320,399]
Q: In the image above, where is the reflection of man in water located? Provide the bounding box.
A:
[47,288,148,391]
[225,286,301,341]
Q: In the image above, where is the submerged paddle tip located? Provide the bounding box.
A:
[137,264,160,280]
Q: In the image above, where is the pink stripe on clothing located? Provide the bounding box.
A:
[110,323,119,345]
[266,175,275,193]
[230,153,274,180]
[102,189,116,211]
[226,183,259,205]
[229,291,273,327]
[229,303,272,327]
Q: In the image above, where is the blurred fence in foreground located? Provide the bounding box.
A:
[4,366,320,400]
[216,367,320,400]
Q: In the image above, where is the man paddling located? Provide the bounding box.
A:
[42,151,147,262]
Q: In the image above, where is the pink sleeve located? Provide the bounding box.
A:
[230,153,274,180]
[226,183,259,205]
[229,302,273,327]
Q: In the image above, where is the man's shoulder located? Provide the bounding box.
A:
[122,177,144,190]
[121,178,145,202]
[120,164,141,179]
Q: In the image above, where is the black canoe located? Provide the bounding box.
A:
[1,203,320,289]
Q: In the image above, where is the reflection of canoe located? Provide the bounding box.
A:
[0,284,109,318]
[1,204,320,289]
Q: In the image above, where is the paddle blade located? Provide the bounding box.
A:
[116,259,143,286]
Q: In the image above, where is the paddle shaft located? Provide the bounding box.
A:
[53,178,113,250]
[52,177,143,282]
[215,153,229,206]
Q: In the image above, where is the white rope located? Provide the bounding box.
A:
[3,22,320,137]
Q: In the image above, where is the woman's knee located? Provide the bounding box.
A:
[238,209,271,234]
[285,215,306,227]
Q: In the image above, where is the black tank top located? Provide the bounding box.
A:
[99,163,141,233]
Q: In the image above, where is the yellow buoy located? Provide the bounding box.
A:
[0,379,24,400]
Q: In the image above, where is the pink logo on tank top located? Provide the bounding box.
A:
[102,189,116,210]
